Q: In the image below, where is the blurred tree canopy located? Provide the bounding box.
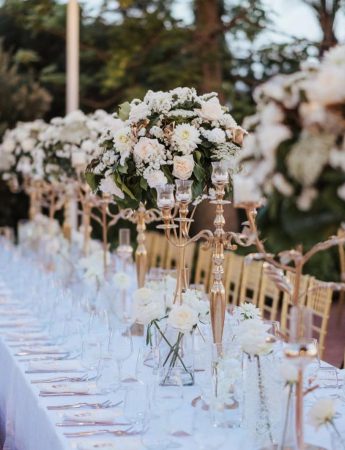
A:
[0,0,344,278]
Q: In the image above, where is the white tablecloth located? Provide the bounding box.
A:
[0,304,342,449]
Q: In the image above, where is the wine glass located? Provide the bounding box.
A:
[192,402,226,450]
[153,369,184,448]
[109,328,133,384]
[96,356,119,393]
[81,334,102,377]
[124,381,148,432]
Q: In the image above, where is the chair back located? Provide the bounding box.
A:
[239,260,263,306]
[224,253,244,305]
[194,246,213,291]
[258,266,282,321]
[165,241,196,273]
[148,232,168,269]
[306,279,333,359]
[281,272,311,337]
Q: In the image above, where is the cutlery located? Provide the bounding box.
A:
[47,400,123,410]
[40,392,100,397]
[32,374,92,384]
[15,350,69,356]
[26,370,84,374]
[56,420,130,427]
[64,427,137,438]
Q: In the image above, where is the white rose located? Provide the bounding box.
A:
[135,301,164,325]
[72,150,87,168]
[133,287,154,305]
[296,188,318,211]
[308,398,337,429]
[167,304,198,333]
[337,183,345,201]
[272,173,294,197]
[99,176,125,199]
[21,138,36,152]
[197,97,224,121]
[279,362,298,385]
[113,272,131,290]
[2,139,16,153]
[172,155,194,180]
[145,170,167,188]
[133,137,164,163]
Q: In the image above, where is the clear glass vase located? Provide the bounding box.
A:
[210,342,242,428]
[279,385,298,450]
[157,324,194,386]
[243,352,282,448]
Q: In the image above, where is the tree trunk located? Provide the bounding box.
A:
[193,0,239,233]
[194,0,224,101]
[304,0,339,54]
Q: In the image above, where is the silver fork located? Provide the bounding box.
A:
[47,400,122,410]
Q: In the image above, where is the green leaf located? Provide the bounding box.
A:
[118,102,131,120]
[85,172,99,192]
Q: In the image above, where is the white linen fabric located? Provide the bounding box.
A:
[0,282,342,450]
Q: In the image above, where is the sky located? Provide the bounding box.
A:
[77,0,345,45]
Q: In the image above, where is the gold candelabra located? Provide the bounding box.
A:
[156,163,253,344]
[106,201,161,287]
[236,202,345,450]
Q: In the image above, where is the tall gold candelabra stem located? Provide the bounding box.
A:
[210,183,227,344]
[82,201,91,256]
[135,205,148,288]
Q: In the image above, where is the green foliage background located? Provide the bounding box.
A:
[0,0,343,280]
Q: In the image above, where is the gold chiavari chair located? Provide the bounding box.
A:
[239,260,263,306]
[306,279,333,359]
[280,272,311,337]
[258,266,282,321]
[165,241,196,273]
[145,231,156,269]
[194,245,213,291]
[224,253,244,305]
[337,228,345,324]
[148,232,168,269]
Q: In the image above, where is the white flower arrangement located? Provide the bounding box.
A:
[113,272,131,290]
[86,88,245,209]
[0,120,47,187]
[238,44,345,236]
[41,110,123,183]
[308,397,344,447]
[234,302,262,322]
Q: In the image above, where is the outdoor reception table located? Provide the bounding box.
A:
[0,280,343,450]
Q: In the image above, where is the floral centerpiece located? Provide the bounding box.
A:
[233,303,281,447]
[308,398,345,448]
[41,109,123,184]
[133,277,210,385]
[0,120,47,189]
[85,87,245,209]
[238,44,345,248]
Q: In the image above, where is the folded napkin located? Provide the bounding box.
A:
[38,382,97,394]
[19,345,66,354]
[0,308,29,316]
[0,318,38,328]
[63,409,121,423]
[6,331,49,341]
[75,442,118,450]
[27,360,84,373]
[74,441,141,450]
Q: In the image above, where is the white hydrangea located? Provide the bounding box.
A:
[129,101,151,122]
[144,169,167,188]
[205,128,226,144]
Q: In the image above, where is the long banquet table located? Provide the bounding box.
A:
[0,282,343,450]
